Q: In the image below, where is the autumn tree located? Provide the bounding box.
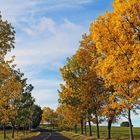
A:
[0,12,39,139]
[58,1,140,140]
[0,68,23,138]
[90,0,140,139]
[42,107,58,129]
[58,84,81,132]
[101,87,125,139]
[31,104,42,129]
[57,105,80,131]
[59,56,87,134]
[76,34,107,138]
[0,13,19,139]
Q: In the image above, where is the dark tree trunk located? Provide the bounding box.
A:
[29,123,32,131]
[88,116,92,136]
[23,125,25,135]
[107,119,112,139]
[3,125,6,139]
[128,109,134,140]
[95,114,100,138]
[12,124,15,138]
[51,122,53,130]
[17,126,19,136]
[80,119,84,135]
[74,124,77,133]
[84,121,87,135]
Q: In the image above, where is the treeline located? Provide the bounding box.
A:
[56,0,140,140]
[0,14,42,139]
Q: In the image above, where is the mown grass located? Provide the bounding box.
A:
[0,130,40,140]
[61,126,140,140]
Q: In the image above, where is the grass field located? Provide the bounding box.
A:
[0,130,40,140]
[40,124,140,139]
[61,126,140,140]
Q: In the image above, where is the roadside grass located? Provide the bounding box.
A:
[0,130,40,140]
[60,126,140,140]
[40,124,140,139]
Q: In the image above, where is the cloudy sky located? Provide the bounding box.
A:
[1,0,139,126]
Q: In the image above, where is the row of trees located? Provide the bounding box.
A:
[0,14,42,139]
[42,107,58,129]
[57,0,140,140]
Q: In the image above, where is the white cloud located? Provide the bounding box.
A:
[5,16,86,108]
[39,17,56,34]
[22,28,36,36]
[2,1,87,109]
[33,88,60,109]
[31,79,64,89]
[0,0,92,23]
[10,17,86,69]
[77,0,92,4]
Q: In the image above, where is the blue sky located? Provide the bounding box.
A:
[1,0,139,126]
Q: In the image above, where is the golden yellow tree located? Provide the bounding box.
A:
[57,105,80,131]
[59,50,107,137]
[59,55,87,134]
[42,107,58,129]
[0,13,36,139]
[90,0,140,139]
[0,71,23,137]
[0,13,19,139]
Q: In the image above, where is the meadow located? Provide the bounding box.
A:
[61,126,140,140]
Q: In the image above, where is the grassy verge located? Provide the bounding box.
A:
[0,131,40,140]
[60,126,140,140]
[61,131,93,140]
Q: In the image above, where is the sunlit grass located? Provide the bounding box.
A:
[60,126,140,140]
[0,130,40,140]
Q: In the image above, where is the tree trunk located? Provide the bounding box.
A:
[17,126,19,136]
[53,124,55,129]
[12,124,15,138]
[88,116,92,136]
[128,109,134,140]
[51,122,53,130]
[3,125,6,139]
[23,125,25,135]
[80,119,84,135]
[74,124,77,133]
[84,121,87,135]
[29,122,32,132]
[95,114,100,138]
[107,119,112,139]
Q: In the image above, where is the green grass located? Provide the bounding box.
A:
[40,124,140,139]
[61,131,90,140]
[60,126,140,140]
[0,130,40,140]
